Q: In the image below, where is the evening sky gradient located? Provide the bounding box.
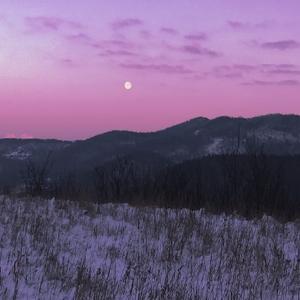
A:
[0,0,300,139]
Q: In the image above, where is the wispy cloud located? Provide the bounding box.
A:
[100,49,137,57]
[242,79,300,86]
[63,33,105,50]
[120,63,193,74]
[65,32,139,59]
[262,64,300,76]
[140,30,152,39]
[261,40,299,50]
[215,64,256,72]
[112,18,143,30]
[261,64,297,69]
[228,21,246,29]
[65,33,93,44]
[25,16,82,33]
[267,69,300,75]
[102,39,135,49]
[184,33,207,41]
[228,20,270,30]
[212,69,243,79]
[160,27,179,35]
[211,63,300,82]
[59,58,78,68]
[182,45,220,57]
[211,65,256,79]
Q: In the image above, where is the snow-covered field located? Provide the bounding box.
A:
[0,196,299,299]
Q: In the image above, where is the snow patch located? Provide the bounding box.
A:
[194,129,200,136]
[206,138,224,154]
[3,147,31,160]
[0,196,298,299]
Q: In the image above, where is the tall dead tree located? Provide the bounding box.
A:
[21,152,53,197]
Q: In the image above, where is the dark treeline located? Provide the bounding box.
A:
[92,154,300,221]
[4,151,300,222]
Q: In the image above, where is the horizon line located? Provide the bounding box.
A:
[1,113,299,142]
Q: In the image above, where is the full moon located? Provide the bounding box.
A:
[124,81,133,90]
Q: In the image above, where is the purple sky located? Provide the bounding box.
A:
[1,0,300,140]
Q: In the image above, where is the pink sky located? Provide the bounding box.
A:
[0,0,300,140]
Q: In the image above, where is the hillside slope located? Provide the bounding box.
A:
[1,114,300,186]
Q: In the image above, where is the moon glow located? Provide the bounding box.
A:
[124,81,133,90]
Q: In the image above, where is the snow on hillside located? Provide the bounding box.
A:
[206,138,224,154]
[3,147,31,160]
[0,196,299,299]
[253,128,300,143]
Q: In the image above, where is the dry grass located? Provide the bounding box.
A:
[0,196,299,299]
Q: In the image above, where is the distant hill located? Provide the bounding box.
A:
[1,114,300,186]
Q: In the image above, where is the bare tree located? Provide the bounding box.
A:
[21,152,53,197]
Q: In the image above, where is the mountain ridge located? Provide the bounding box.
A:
[1,113,298,143]
[1,113,300,186]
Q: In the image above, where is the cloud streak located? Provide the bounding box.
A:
[161,27,179,35]
[265,69,300,76]
[65,33,93,44]
[120,63,193,74]
[112,18,143,30]
[100,49,137,57]
[228,20,269,30]
[184,33,207,41]
[211,65,256,80]
[261,40,299,50]
[182,45,220,57]
[59,58,78,68]
[243,79,300,86]
[210,63,300,82]
[25,16,82,33]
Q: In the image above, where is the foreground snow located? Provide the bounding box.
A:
[0,196,299,299]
